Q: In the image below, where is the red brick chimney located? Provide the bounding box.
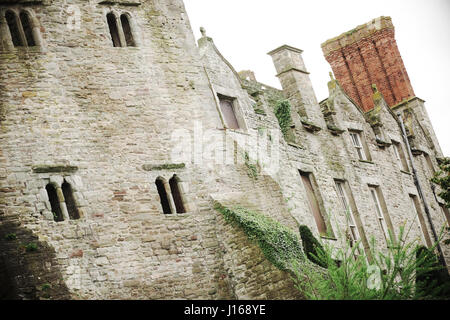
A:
[321,17,415,112]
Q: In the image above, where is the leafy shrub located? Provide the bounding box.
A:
[299,225,327,268]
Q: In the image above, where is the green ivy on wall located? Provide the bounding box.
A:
[214,203,305,272]
[274,100,293,140]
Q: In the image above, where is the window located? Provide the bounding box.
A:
[19,11,35,47]
[392,141,409,172]
[4,10,38,48]
[218,95,240,129]
[439,203,450,227]
[423,153,435,176]
[46,184,63,222]
[299,171,328,236]
[349,130,369,161]
[156,178,172,214]
[5,10,23,47]
[409,195,432,247]
[369,186,391,244]
[335,180,359,247]
[120,14,135,47]
[106,12,136,47]
[107,12,121,47]
[62,180,80,220]
[169,175,186,214]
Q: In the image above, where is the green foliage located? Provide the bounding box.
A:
[5,233,17,241]
[432,157,450,208]
[274,100,293,139]
[293,225,449,300]
[299,225,327,268]
[24,242,38,252]
[244,152,259,180]
[214,203,305,272]
[416,246,450,299]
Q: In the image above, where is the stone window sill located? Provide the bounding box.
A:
[320,235,337,241]
[358,159,375,164]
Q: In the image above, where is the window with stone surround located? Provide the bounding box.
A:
[299,170,330,237]
[5,10,22,47]
[106,12,136,48]
[392,140,409,172]
[409,194,432,247]
[169,175,186,214]
[349,130,371,161]
[218,95,240,130]
[46,183,63,222]
[62,180,80,220]
[369,186,392,245]
[423,153,435,176]
[335,180,359,247]
[155,177,172,214]
[3,9,39,48]
[439,203,450,227]
[120,14,135,47]
[107,12,121,47]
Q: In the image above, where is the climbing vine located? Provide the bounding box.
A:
[244,152,259,180]
[432,157,450,208]
[214,203,305,272]
[274,100,293,139]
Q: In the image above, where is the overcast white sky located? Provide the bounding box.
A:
[184,0,450,156]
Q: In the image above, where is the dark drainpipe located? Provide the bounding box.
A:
[397,113,448,272]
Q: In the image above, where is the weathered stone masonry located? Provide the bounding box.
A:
[0,1,448,299]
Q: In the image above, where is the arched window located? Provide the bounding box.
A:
[120,14,135,47]
[62,180,79,220]
[19,11,35,47]
[156,178,172,214]
[106,12,121,47]
[46,184,63,222]
[169,175,186,214]
[5,10,23,47]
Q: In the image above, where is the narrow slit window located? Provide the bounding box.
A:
[107,13,121,47]
[299,170,328,236]
[46,184,63,222]
[120,14,135,47]
[62,181,80,220]
[424,153,435,176]
[19,11,35,47]
[169,175,186,214]
[156,178,172,214]
[5,10,23,47]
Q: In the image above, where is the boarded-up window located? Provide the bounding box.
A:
[409,195,432,247]
[5,10,23,47]
[169,175,186,214]
[107,13,121,47]
[46,184,63,222]
[19,11,35,47]
[219,96,240,129]
[299,170,328,236]
[156,178,172,214]
[120,14,135,47]
[62,181,79,220]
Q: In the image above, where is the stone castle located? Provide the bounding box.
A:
[0,0,448,300]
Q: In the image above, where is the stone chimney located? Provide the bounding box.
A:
[321,16,415,112]
[268,45,325,127]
